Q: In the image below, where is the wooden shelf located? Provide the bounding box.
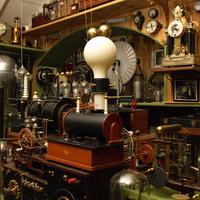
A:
[139,102,200,107]
[153,65,200,73]
[121,101,200,108]
[23,0,154,37]
[0,42,45,57]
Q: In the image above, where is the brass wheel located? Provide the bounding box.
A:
[19,128,35,148]
[8,180,20,199]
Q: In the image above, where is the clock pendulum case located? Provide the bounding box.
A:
[162,5,200,67]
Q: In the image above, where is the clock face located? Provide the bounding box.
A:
[168,20,184,37]
[148,8,159,18]
[0,22,6,37]
[146,20,162,34]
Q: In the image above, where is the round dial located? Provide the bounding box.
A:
[146,20,162,34]
[167,20,184,37]
[0,21,6,36]
[132,11,145,30]
[148,8,159,18]
[133,15,140,24]
[133,11,144,24]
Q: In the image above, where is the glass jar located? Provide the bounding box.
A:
[110,169,149,200]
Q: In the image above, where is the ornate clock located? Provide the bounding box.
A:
[162,5,199,67]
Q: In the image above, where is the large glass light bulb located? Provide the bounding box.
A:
[83,36,116,78]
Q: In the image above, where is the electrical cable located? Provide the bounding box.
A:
[83,0,88,40]
[20,0,23,67]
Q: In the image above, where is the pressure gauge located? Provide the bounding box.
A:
[146,20,162,34]
[133,15,140,24]
[167,20,184,37]
[148,8,159,18]
[132,11,145,30]
[0,21,7,37]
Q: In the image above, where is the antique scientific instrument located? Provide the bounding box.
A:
[45,35,125,171]
[152,123,200,193]
[2,34,127,200]
[110,169,149,200]
[11,17,21,44]
[162,5,200,66]
[107,39,137,96]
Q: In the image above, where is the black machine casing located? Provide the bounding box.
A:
[3,157,123,200]
[3,163,48,200]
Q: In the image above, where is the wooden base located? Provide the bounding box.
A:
[162,54,200,67]
[45,140,124,171]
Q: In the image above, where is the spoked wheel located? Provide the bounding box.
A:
[19,128,36,148]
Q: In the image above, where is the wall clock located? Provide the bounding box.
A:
[146,20,162,34]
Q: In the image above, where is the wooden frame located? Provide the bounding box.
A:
[173,79,198,102]
[151,49,164,68]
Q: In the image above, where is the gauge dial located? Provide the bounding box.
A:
[167,20,184,38]
[133,15,140,24]
[148,8,159,18]
[132,11,145,30]
[146,20,162,34]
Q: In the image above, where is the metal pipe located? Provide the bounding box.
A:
[0,87,4,138]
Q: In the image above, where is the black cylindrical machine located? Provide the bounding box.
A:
[63,111,123,144]
[27,98,75,134]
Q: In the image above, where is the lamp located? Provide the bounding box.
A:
[83,36,116,110]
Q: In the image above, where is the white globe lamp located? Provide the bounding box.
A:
[84,36,116,110]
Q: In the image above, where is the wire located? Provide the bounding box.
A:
[20,0,23,67]
[90,0,93,28]
[83,0,88,40]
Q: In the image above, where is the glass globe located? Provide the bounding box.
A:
[60,82,71,97]
[110,169,149,200]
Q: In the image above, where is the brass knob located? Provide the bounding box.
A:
[98,24,112,37]
[48,170,54,177]
[87,27,98,39]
